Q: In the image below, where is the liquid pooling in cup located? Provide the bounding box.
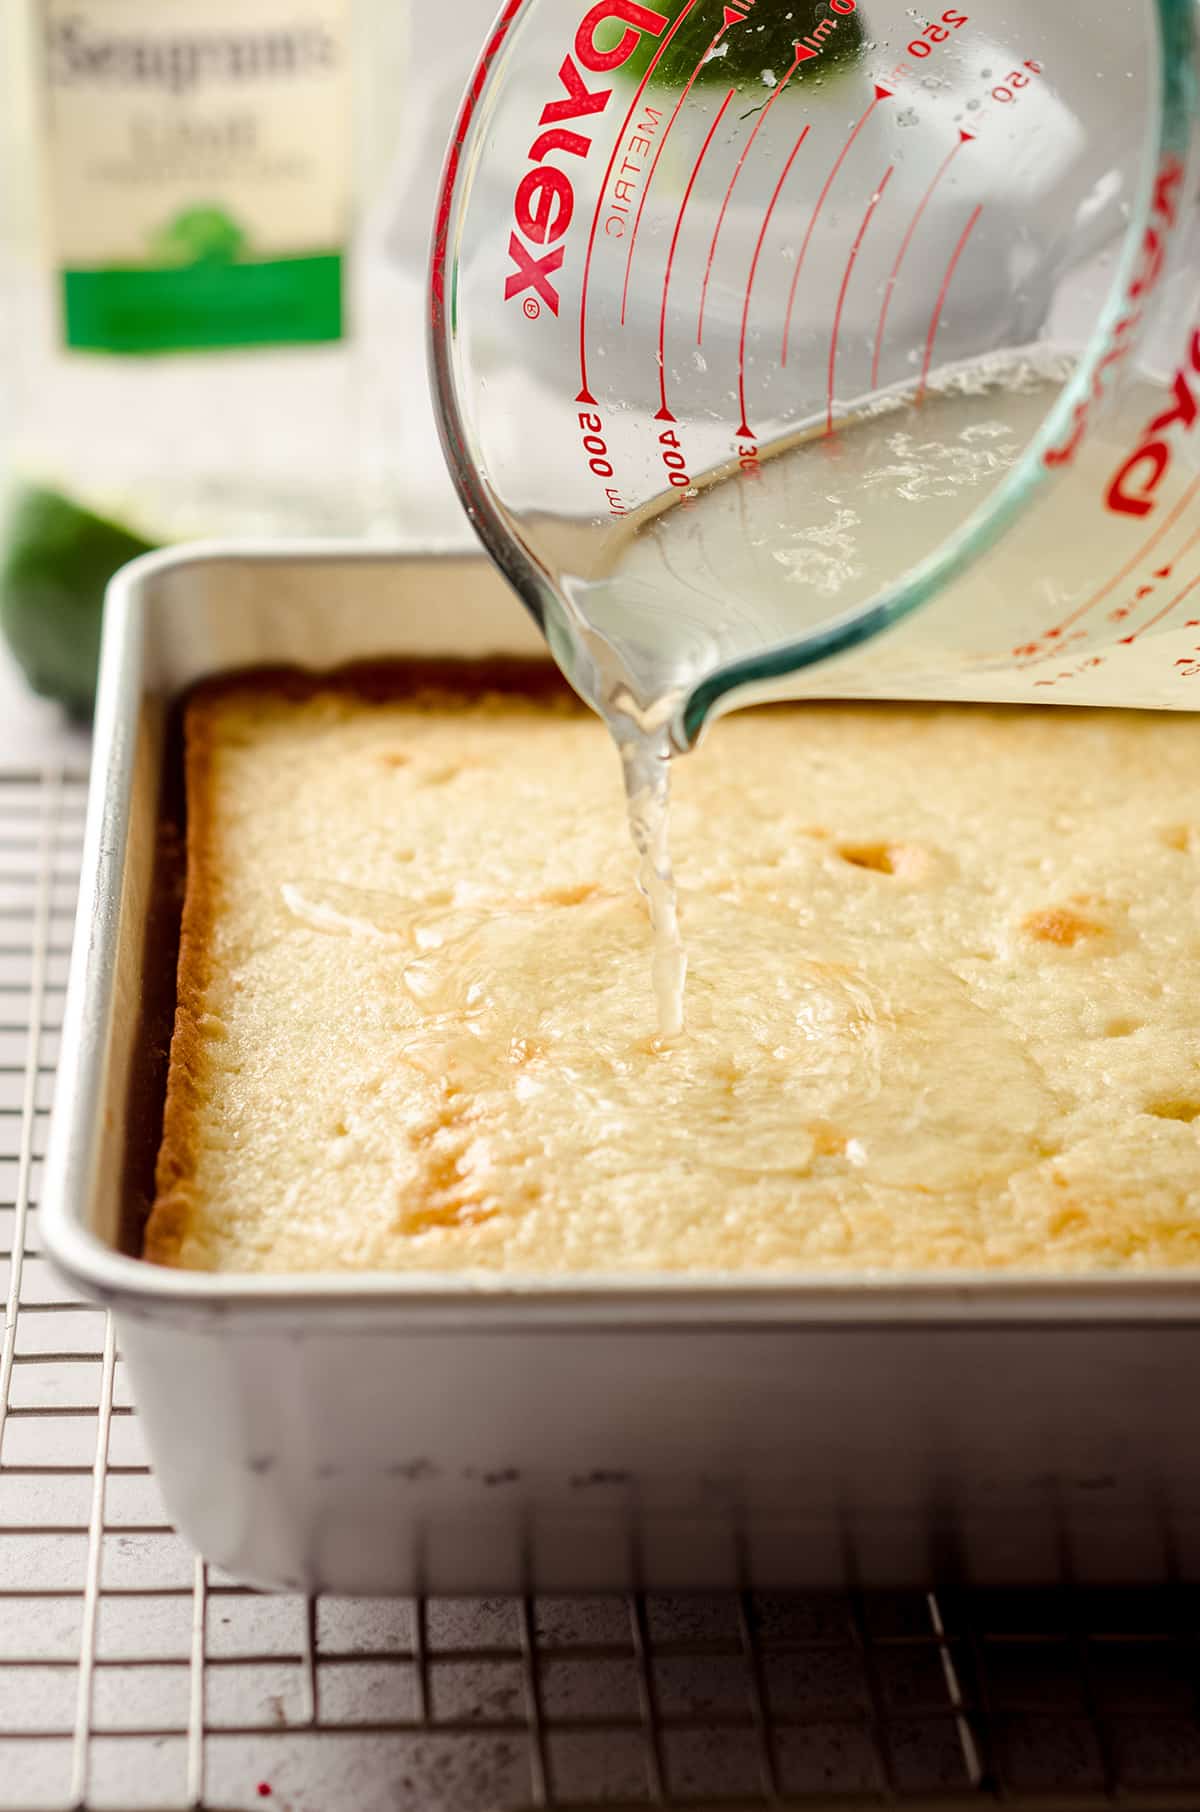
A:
[431,0,1200,1027]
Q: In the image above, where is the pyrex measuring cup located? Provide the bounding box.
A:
[430,0,1200,748]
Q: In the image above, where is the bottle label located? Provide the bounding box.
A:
[38,0,352,353]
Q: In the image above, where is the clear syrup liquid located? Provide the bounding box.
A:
[591,349,1195,1035]
[620,727,687,1039]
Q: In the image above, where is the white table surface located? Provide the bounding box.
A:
[0,637,91,768]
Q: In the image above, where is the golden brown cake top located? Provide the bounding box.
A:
[146,672,1200,1275]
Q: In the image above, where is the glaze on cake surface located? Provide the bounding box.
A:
[145,672,1200,1274]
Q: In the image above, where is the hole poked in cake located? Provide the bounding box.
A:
[1020,905,1110,948]
[1145,1097,1200,1123]
[392,1081,506,1235]
[397,1138,501,1234]
[809,1120,849,1158]
[536,882,602,907]
[836,840,927,880]
[1103,1015,1143,1039]
[401,1197,499,1233]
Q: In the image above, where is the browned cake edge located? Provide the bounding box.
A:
[141,659,576,1267]
[142,684,222,1267]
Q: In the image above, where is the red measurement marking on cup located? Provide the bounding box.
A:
[963,56,1043,130]
[696,46,807,346]
[576,0,702,405]
[1020,473,1200,656]
[827,164,893,435]
[1116,525,1200,643]
[657,87,735,419]
[1128,573,1200,641]
[871,131,972,389]
[576,405,628,514]
[1105,328,1200,519]
[735,124,811,438]
[1032,656,1107,688]
[620,25,730,327]
[736,430,762,479]
[781,83,893,369]
[887,7,971,81]
[916,202,983,400]
[1034,539,1200,683]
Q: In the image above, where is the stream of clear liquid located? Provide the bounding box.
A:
[619,727,687,1039]
[588,349,1174,1036]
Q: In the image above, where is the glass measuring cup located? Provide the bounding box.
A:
[430,0,1200,749]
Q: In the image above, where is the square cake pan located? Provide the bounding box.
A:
[40,543,1200,1593]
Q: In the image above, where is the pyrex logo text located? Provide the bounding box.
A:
[1106,327,1200,518]
[505,1,669,316]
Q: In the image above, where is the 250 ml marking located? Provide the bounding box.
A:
[887,8,969,82]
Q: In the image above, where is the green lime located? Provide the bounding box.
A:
[0,485,158,719]
[627,0,866,92]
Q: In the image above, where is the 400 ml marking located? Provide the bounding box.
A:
[503,1,670,318]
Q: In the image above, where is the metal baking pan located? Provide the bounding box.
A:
[40,543,1200,1594]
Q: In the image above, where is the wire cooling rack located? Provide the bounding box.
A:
[7,768,1200,1812]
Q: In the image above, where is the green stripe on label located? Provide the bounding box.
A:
[62,253,343,353]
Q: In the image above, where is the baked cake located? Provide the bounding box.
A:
[145,670,1200,1274]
